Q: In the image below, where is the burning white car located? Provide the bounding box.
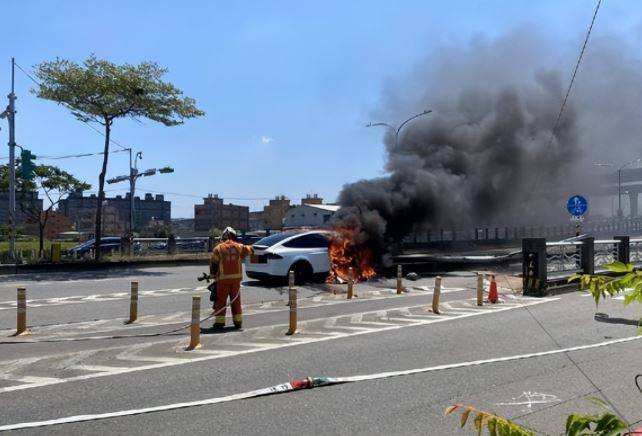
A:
[245,230,332,284]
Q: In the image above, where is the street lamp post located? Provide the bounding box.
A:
[594,158,641,219]
[366,110,433,148]
[107,151,174,234]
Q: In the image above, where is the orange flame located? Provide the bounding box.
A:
[327,226,377,283]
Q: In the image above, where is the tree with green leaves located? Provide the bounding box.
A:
[17,165,89,257]
[33,55,204,260]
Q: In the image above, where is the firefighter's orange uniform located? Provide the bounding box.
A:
[211,239,253,328]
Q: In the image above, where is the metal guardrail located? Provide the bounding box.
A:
[525,234,637,296]
[630,238,642,263]
[545,241,583,274]
[594,239,618,269]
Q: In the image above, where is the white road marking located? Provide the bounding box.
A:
[495,391,560,413]
[2,332,640,432]
[0,298,559,395]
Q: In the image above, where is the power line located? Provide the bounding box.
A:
[37,149,129,160]
[533,0,602,189]
[1,149,128,161]
[135,187,275,201]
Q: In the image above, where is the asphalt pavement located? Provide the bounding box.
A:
[0,265,640,435]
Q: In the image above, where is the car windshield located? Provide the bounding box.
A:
[253,232,299,247]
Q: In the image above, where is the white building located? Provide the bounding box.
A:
[283,204,340,228]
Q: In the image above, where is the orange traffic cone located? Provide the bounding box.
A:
[488,274,498,304]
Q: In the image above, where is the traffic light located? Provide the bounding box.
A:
[20,149,37,181]
[158,166,174,174]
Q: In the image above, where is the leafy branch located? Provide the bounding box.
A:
[445,399,629,435]
[444,404,534,435]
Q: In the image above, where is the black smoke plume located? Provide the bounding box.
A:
[332,28,642,262]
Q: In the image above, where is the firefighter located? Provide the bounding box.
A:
[210,227,254,329]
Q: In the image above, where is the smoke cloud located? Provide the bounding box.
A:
[333,27,642,259]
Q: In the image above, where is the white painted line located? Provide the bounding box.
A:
[2,331,640,432]
[68,365,131,373]
[6,376,63,385]
[0,298,559,395]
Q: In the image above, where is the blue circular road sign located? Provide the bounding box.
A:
[567,195,588,217]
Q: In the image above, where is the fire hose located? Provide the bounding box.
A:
[0,273,239,344]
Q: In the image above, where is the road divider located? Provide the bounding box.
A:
[347,267,354,300]
[476,273,483,306]
[397,265,403,294]
[432,276,441,314]
[15,287,28,336]
[286,271,297,335]
[185,295,201,351]
[126,281,139,324]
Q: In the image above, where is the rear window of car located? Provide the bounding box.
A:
[283,233,329,248]
[253,232,298,248]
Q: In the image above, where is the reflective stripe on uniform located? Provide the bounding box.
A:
[233,314,243,322]
[215,315,226,324]
[219,273,243,280]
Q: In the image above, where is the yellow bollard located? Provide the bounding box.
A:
[286,271,297,335]
[347,267,354,300]
[15,287,28,336]
[185,295,202,351]
[476,273,484,306]
[432,276,441,314]
[125,281,139,324]
[396,264,403,294]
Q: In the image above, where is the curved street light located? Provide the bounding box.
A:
[366,109,432,148]
[593,158,642,218]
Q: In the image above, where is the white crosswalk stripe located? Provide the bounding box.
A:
[0,295,558,394]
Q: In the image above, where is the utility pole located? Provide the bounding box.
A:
[6,58,17,262]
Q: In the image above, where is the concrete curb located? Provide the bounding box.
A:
[0,257,209,276]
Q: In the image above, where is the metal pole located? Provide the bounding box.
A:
[128,148,134,235]
[618,168,622,219]
[8,58,17,262]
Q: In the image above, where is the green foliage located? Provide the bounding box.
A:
[445,404,534,435]
[33,54,204,260]
[569,261,642,311]
[153,225,173,239]
[0,161,36,192]
[33,54,205,126]
[565,398,628,435]
[446,400,629,436]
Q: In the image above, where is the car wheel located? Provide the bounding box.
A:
[289,261,312,285]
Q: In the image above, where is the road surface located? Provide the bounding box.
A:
[0,265,640,435]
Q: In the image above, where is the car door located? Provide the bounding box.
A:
[282,233,330,273]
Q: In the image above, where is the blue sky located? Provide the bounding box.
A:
[1,0,641,217]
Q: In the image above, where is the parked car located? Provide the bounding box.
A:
[245,230,332,284]
[69,237,122,257]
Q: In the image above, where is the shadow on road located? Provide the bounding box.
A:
[594,312,641,327]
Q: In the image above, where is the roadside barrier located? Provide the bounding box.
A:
[396,265,403,294]
[126,281,139,324]
[476,273,484,306]
[15,287,28,336]
[185,295,201,351]
[432,276,441,314]
[286,271,297,335]
[347,267,354,300]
